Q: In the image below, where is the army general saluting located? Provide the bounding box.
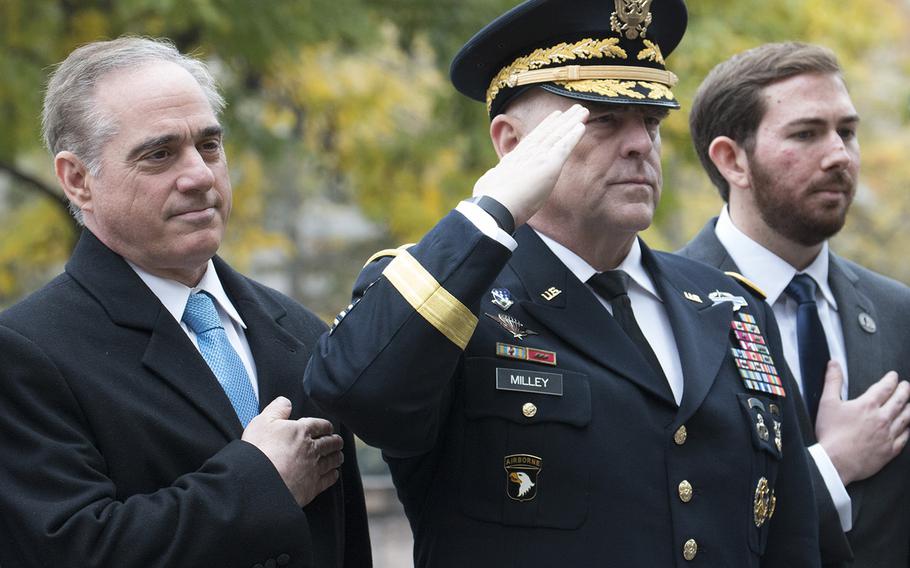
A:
[306,1,820,566]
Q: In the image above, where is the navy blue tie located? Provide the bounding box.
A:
[785,274,830,424]
[182,292,259,427]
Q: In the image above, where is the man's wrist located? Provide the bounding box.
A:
[467,195,515,235]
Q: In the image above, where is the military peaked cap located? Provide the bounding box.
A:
[451,0,688,117]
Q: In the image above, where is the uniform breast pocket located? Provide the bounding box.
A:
[459,357,592,529]
[737,393,784,554]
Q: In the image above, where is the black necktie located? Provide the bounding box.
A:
[784,274,830,424]
[587,270,667,382]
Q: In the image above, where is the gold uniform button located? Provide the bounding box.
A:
[522,403,537,418]
[678,480,693,503]
[674,425,688,445]
[683,539,698,561]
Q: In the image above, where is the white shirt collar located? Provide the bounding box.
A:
[534,231,661,301]
[715,206,837,309]
[127,259,247,329]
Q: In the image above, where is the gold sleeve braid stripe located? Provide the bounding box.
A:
[382,251,478,350]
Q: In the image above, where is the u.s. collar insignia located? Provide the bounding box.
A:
[611,0,653,39]
[504,454,541,502]
[485,312,539,340]
[491,288,514,311]
[540,286,562,302]
[709,290,748,311]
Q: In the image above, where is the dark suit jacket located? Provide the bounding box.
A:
[679,217,910,568]
[0,231,371,568]
[306,212,820,567]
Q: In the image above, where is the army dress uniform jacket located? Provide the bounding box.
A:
[305,211,820,567]
[680,217,910,568]
[0,231,371,568]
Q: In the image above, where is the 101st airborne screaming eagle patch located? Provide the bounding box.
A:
[504,454,542,501]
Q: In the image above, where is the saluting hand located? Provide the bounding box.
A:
[815,361,910,485]
[242,396,344,507]
[473,103,588,227]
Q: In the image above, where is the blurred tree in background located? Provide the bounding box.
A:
[1,0,909,314]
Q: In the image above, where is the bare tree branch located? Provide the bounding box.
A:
[0,159,79,239]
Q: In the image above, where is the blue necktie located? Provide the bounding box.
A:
[182,292,259,427]
[785,274,830,425]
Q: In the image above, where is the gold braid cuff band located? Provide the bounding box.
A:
[382,250,478,350]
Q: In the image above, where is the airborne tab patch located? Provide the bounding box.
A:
[504,454,542,501]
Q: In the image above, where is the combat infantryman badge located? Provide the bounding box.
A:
[491,288,514,311]
[504,454,542,501]
[485,313,540,340]
[709,290,748,311]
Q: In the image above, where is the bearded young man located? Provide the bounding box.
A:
[680,42,910,567]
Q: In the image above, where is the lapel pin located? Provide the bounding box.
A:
[683,291,703,304]
[709,290,748,311]
[858,312,877,334]
[485,313,539,340]
[540,286,562,302]
[491,288,514,311]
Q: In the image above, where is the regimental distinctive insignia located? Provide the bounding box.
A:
[491,288,514,311]
[730,312,786,397]
[753,477,776,527]
[496,342,557,366]
[683,291,703,304]
[858,312,877,334]
[485,313,539,340]
[610,0,653,40]
[709,290,748,311]
[504,454,542,502]
[540,287,562,302]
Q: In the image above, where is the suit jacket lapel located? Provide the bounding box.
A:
[680,217,740,273]
[509,228,675,406]
[641,246,735,423]
[829,254,881,400]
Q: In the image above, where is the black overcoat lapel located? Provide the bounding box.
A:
[213,258,312,417]
[66,231,243,439]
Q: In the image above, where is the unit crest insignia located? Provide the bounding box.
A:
[491,288,514,310]
[504,454,542,501]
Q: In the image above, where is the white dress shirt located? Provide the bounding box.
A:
[128,259,260,398]
[715,206,852,530]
